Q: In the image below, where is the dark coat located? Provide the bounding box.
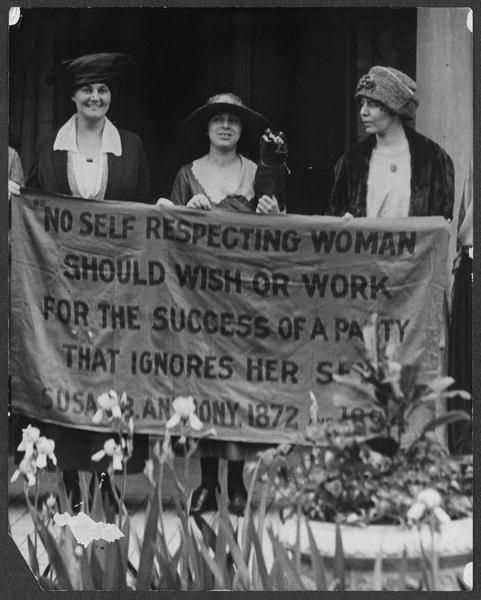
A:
[328,127,454,219]
[28,126,152,203]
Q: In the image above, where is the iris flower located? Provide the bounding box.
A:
[16,425,41,458]
[91,438,123,471]
[92,390,125,424]
[166,395,203,431]
[36,436,57,468]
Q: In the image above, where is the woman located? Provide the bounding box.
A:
[170,92,287,213]
[28,52,151,203]
[21,53,151,509]
[170,93,287,516]
[328,66,454,219]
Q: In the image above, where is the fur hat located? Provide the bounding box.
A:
[180,92,271,155]
[355,66,419,119]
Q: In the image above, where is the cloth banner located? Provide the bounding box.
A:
[10,190,450,444]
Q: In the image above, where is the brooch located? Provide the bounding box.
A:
[356,74,375,92]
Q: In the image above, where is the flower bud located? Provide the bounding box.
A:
[433,506,451,524]
[406,501,426,522]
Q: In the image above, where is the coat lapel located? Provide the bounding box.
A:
[52,150,70,194]
[105,154,124,200]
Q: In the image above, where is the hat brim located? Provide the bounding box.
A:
[179,102,271,155]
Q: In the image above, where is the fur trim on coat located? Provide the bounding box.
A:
[328,126,454,219]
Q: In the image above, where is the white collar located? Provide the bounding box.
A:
[53,114,122,156]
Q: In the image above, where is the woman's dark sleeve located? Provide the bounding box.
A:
[328,154,349,216]
[27,141,42,190]
[170,167,192,206]
[432,148,454,220]
[135,138,153,203]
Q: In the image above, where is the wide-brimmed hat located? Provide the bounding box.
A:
[180,92,271,151]
[355,66,419,119]
[46,52,131,90]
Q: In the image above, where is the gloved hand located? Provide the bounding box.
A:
[259,129,288,168]
[254,129,288,209]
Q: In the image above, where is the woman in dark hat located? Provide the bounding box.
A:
[27,52,151,203]
[170,92,287,213]
[169,93,288,516]
[20,53,151,510]
[328,66,454,219]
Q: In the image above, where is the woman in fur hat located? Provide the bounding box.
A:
[328,66,454,219]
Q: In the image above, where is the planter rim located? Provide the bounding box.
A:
[279,516,473,560]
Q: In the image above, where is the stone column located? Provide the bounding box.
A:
[416,7,473,250]
[415,7,473,434]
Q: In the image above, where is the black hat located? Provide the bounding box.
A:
[180,92,271,151]
[46,52,131,90]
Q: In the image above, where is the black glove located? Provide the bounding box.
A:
[254,129,288,209]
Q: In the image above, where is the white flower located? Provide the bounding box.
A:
[35,436,57,468]
[10,455,37,487]
[91,438,123,471]
[308,391,318,424]
[17,425,41,457]
[166,395,203,431]
[417,488,442,509]
[406,501,426,522]
[362,313,378,363]
[92,390,125,424]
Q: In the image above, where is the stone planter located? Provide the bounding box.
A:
[278,516,472,591]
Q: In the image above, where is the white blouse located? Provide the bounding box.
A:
[366,140,411,218]
[53,115,122,199]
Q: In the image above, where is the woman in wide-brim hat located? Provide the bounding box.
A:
[27,52,152,203]
[168,93,288,517]
[328,65,454,219]
[16,52,151,510]
[170,92,287,213]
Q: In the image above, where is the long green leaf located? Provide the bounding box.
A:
[27,534,40,577]
[27,506,73,590]
[267,558,285,591]
[103,539,126,591]
[218,515,250,589]
[215,473,233,586]
[137,482,160,590]
[55,468,72,514]
[334,521,345,591]
[89,541,105,589]
[79,545,95,590]
[154,538,181,590]
[266,527,304,590]
[90,472,106,522]
[246,513,269,590]
[304,516,328,590]
[419,410,471,439]
[78,472,91,514]
[196,534,226,589]
[193,513,216,551]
